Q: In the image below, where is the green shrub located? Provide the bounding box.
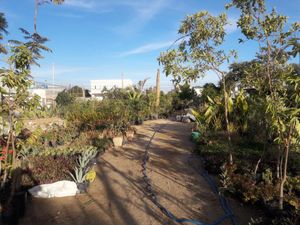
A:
[55,90,75,107]
[91,137,112,151]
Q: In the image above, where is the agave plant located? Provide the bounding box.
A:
[77,149,97,170]
[69,167,87,184]
[69,147,98,184]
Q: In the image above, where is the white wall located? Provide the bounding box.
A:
[90,79,133,96]
[29,88,64,107]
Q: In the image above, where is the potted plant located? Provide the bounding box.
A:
[69,150,97,193]
[112,124,124,147]
[69,167,89,193]
[125,127,136,141]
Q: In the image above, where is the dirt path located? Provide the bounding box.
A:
[20,119,255,225]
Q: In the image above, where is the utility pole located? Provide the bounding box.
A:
[52,63,55,88]
[155,69,161,109]
[121,73,124,89]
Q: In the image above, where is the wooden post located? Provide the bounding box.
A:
[82,86,85,98]
[155,69,161,109]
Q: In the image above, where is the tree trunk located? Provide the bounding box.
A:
[34,0,39,33]
[279,123,294,210]
[279,144,289,210]
[253,158,261,176]
[276,150,280,179]
[222,76,232,164]
[1,132,11,188]
[155,69,161,110]
[8,89,16,168]
[11,131,16,168]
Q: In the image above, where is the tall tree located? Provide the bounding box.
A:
[0,43,41,186]
[227,0,300,210]
[225,61,257,92]
[158,11,237,163]
[0,12,8,54]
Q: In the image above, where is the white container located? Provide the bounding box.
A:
[126,131,135,141]
[113,136,123,147]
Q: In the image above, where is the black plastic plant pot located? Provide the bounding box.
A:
[77,182,89,193]
[89,157,97,166]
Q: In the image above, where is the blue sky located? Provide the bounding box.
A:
[1,0,299,90]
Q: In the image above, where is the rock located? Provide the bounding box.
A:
[186,113,196,122]
[182,117,191,123]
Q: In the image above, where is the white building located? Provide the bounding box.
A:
[29,87,65,108]
[193,86,203,95]
[90,79,133,98]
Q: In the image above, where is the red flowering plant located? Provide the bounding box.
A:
[0,146,14,169]
[0,147,14,162]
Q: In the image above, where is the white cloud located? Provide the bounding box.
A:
[119,40,174,57]
[136,0,170,22]
[114,0,172,35]
[64,0,95,9]
[63,0,172,34]
[54,12,83,19]
[225,17,238,33]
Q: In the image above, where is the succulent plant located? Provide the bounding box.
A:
[69,167,87,184]
[69,146,98,184]
[77,147,97,169]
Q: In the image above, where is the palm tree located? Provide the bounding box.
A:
[0,12,8,54]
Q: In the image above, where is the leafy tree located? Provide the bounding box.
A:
[0,42,42,186]
[202,95,224,131]
[56,90,75,106]
[10,28,51,66]
[158,91,174,116]
[177,82,198,110]
[225,61,258,92]
[228,0,300,210]
[127,88,146,123]
[158,11,237,163]
[0,0,64,191]
[101,86,129,100]
[67,85,90,98]
[199,83,220,105]
[291,63,300,75]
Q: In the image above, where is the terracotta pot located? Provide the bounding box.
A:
[113,136,123,147]
[126,131,135,141]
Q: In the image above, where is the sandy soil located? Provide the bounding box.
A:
[20,119,257,225]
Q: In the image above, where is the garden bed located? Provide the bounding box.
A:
[193,131,300,225]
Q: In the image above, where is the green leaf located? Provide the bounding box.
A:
[294,118,300,137]
[207,95,214,104]
[227,96,234,113]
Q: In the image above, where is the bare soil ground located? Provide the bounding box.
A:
[20,119,257,225]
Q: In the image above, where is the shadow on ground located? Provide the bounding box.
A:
[18,119,257,225]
